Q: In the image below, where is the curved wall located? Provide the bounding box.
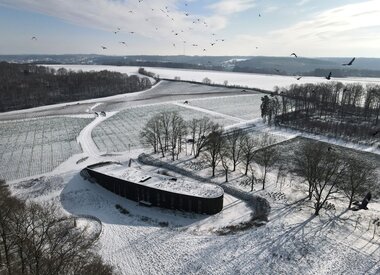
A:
[85,167,223,215]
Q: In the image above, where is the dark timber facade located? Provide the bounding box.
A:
[84,164,223,215]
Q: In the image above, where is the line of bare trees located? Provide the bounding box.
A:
[261,82,380,142]
[0,181,113,275]
[140,111,280,185]
[0,62,152,112]
[293,141,376,215]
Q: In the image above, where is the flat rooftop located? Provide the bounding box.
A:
[88,163,224,199]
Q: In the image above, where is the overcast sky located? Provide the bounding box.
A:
[0,0,379,57]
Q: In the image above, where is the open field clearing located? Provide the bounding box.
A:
[92,103,236,153]
[47,65,380,91]
[189,94,264,120]
[0,117,91,181]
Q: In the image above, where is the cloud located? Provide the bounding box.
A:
[208,0,256,15]
[233,0,380,57]
[274,0,380,41]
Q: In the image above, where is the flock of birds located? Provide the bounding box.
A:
[97,1,232,53]
[29,1,378,137]
[290,54,356,81]
[30,0,261,55]
[30,0,357,83]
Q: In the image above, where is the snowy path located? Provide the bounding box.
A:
[77,111,118,158]
[173,102,246,123]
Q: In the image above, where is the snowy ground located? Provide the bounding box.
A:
[0,116,92,181]
[1,76,380,275]
[46,64,380,91]
[7,148,380,275]
[188,94,264,121]
[92,103,236,153]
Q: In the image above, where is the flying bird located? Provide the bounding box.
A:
[31,36,37,40]
[211,43,215,46]
[296,76,302,80]
[290,53,298,58]
[274,69,281,73]
[326,72,332,80]
[119,42,127,46]
[101,46,107,50]
[342,57,356,66]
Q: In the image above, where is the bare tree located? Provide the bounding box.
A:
[241,135,258,175]
[340,156,376,209]
[295,142,348,215]
[219,137,232,182]
[189,117,220,158]
[141,111,187,159]
[203,128,224,177]
[225,129,245,171]
[247,165,258,192]
[294,141,325,200]
[202,77,211,84]
[254,134,280,189]
[140,115,160,154]
[0,181,113,275]
[312,150,347,215]
[169,112,187,161]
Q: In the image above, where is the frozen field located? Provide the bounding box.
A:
[7,149,380,275]
[190,94,264,121]
[0,117,91,181]
[47,65,380,91]
[92,103,236,153]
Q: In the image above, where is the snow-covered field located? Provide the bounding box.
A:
[189,94,264,121]
[45,64,380,91]
[92,103,236,153]
[1,74,380,275]
[7,147,380,275]
[0,116,91,181]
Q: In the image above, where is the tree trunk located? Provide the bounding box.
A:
[308,184,313,200]
[262,168,267,190]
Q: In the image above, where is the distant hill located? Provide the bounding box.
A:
[1,54,380,78]
[233,56,340,75]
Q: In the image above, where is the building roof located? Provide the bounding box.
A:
[88,163,224,199]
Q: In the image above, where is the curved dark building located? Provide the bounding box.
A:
[83,162,224,215]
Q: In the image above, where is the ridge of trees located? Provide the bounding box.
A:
[260,82,380,144]
[0,62,152,112]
